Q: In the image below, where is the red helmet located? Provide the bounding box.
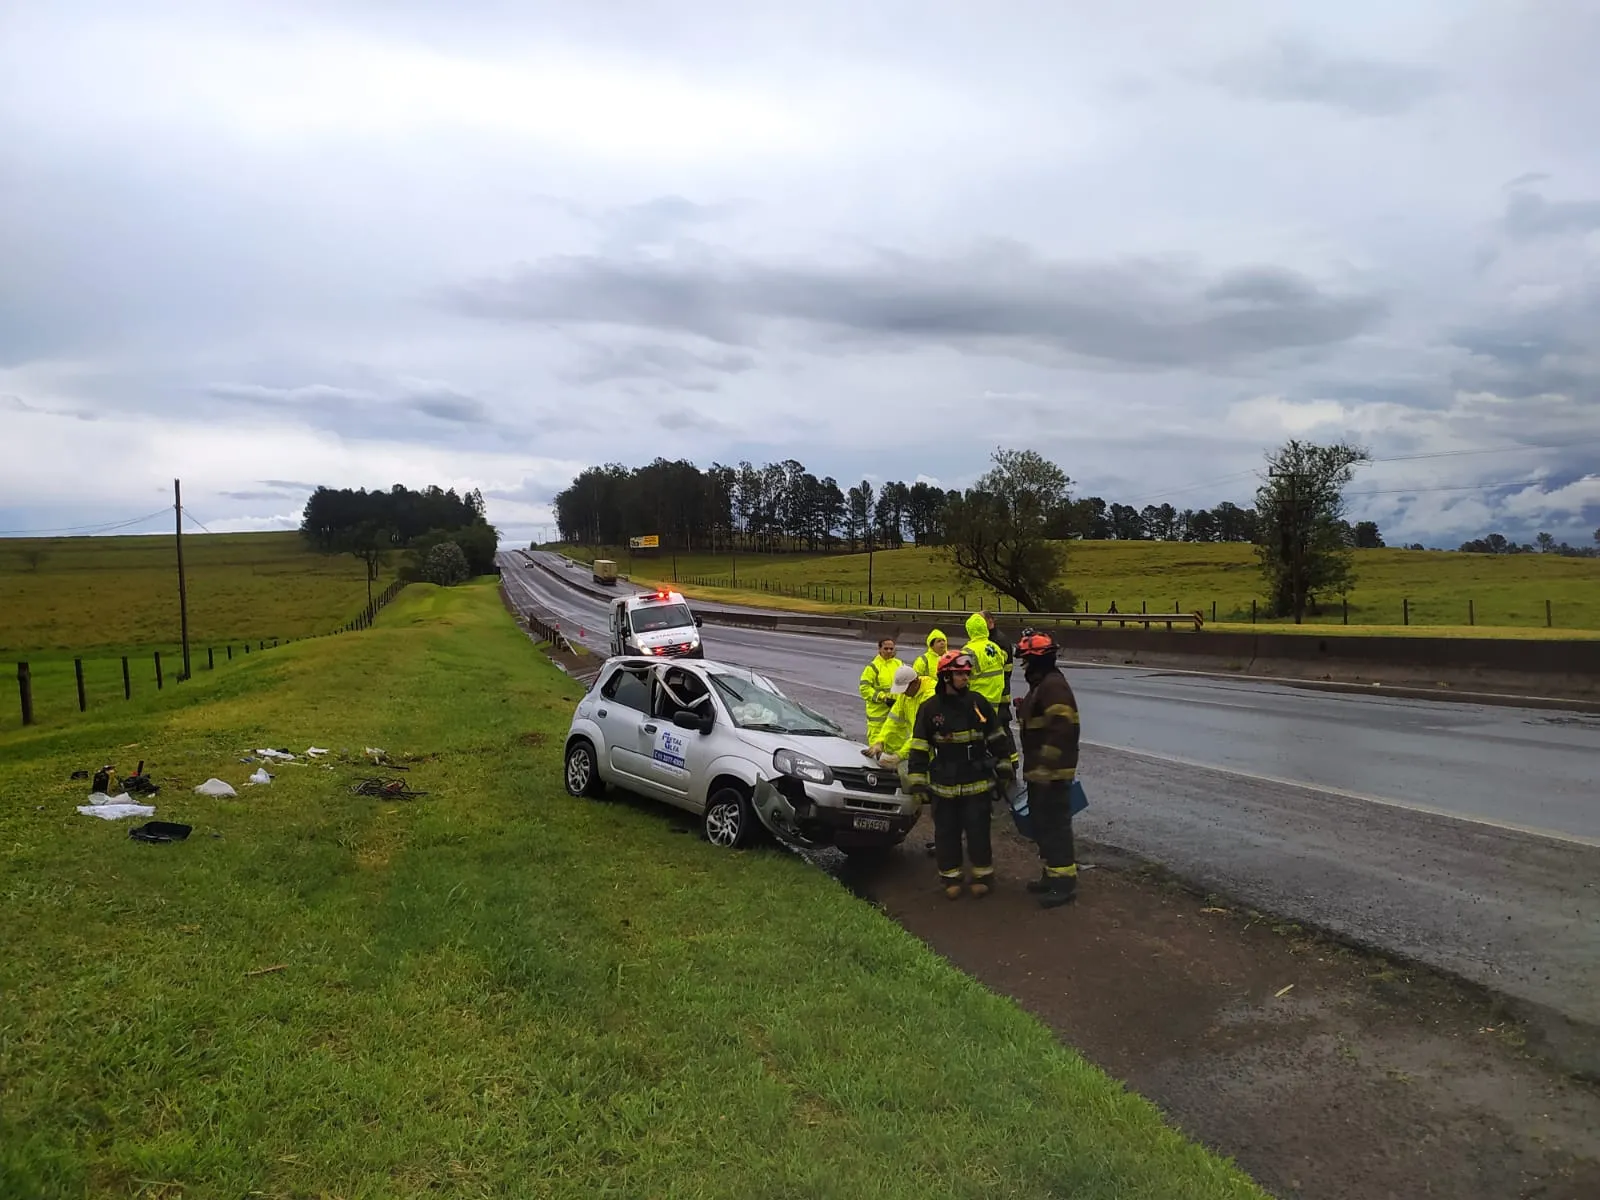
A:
[1014,630,1059,660]
[935,649,975,677]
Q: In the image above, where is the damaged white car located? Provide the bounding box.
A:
[562,657,919,855]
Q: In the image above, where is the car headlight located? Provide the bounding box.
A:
[773,748,834,786]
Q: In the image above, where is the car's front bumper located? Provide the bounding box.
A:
[753,776,918,849]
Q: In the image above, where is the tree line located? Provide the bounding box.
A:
[1457,530,1599,558]
[551,457,1381,552]
[299,484,500,596]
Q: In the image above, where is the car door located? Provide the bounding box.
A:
[635,668,721,811]
[610,601,627,657]
[595,664,667,796]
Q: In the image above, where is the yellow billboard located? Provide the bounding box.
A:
[629,534,660,550]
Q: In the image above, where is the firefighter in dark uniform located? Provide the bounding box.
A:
[905,650,1018,899]
[1012,630,1082,908]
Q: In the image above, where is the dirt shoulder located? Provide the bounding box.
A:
[845,826,1600,1200]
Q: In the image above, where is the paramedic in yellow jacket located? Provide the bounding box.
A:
[857,636,903,744]
[912,629,947,681]
[869,666,929,766]
[961,613,1008,711]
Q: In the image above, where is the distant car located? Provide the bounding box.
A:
[563,656,919,855]
[609,589,704,659]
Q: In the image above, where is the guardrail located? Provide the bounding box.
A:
[865,608,1205,632]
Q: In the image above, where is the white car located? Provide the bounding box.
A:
[563,656,920,854]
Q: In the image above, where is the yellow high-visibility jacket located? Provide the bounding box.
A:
[858,653,903,740]
[961,612,1007,708]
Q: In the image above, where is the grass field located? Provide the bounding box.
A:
[1,532,403,726]
[0,531,395,655]
[0,581,1261,1199]
[559,541,1600,634]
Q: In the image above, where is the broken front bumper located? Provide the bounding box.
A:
[753,776,919,850]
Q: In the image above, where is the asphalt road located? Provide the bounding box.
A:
[500,551,1600,1033]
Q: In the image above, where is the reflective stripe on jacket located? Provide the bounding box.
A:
[1015,668,1081,784]
[905,688,1016,799]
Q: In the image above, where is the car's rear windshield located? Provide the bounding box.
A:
[629,602,694,633]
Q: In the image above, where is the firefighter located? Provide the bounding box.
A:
[905,650,1017,899]
[1012,630,1082,908]
[912,629,947,681]
[857,636,903,745]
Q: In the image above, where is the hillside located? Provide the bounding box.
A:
[560,541,1600,632]
[0,531,394,654]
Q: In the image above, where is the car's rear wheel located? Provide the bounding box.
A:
[564,738,604,798]
[704,784,756,849]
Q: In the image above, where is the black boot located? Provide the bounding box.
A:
[1038,875,1077,909]
[1026,873,1050,894]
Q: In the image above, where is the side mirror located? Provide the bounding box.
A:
[672,709,713,735]
[694,615,704,627]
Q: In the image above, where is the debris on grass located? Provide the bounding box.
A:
[246,768,273,786]
[1275,984,1296,998]
[243,963,288,978]
[194,778,238,798]
[351,777,429,800]
[129,820,192,844]
[77,799,156,821]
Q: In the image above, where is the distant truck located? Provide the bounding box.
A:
[592,559,619,586]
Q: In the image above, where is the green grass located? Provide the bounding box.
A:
[0,531,396,655]
[561,541,1600,634]
[0,581,1263,1199]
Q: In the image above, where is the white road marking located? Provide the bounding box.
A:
[1083,740,1600,849]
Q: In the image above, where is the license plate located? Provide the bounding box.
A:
[852,815,891,832]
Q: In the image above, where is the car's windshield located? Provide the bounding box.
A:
[629,602,695,634]
[707,669,839,734]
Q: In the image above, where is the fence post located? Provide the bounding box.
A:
[1403,598,1409,626]
[17,662,33,726]
[208,647,215,670]
[1212,600,1218,623]
[1251,599,1257,624]
[154,652,164,689]
[75,658,86,712]
[259,640,264,651]
[122,656,131,700]
[244,642,250,654]
[1468,599,1475,627]
[227,645,233,661]
[1546,599,1553,628]
[1141,600,1147,615]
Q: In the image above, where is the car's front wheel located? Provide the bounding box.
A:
[564,738,604,798]
[704,784,757,849]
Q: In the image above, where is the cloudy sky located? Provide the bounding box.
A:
[3,0,1599,548]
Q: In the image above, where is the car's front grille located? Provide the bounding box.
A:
[832,766,900,795]
[844,797,902,814]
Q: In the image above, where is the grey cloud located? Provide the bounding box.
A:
[3,393,102,421]
[444,244,1383,370]
[407,388,489,423]
[656,405,730,432]
[1451,281,1600,399]
[1500,191,1600,240]
[1504,172,1552,190]
[559,341,758,388]
[219,489,295,501]
[1213,37,1442,116]
[206,382,376,408]
[261,479,318,491]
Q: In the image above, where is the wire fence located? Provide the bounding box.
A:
[8,580,407,728]
[664,574,1577,630]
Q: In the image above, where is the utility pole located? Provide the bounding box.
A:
[175,478,192,679]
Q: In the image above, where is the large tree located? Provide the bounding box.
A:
[941,448,1073,612]
[1254,440,1371,622]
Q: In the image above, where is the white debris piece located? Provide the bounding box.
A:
[194,778,238,797]
[78,800,156,820]
[247,768,273,785]
[305,747,329,758]
[255,748,297,761]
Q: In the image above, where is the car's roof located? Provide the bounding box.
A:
[620,590,687,607]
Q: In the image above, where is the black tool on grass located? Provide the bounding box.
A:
[129,821,192,844]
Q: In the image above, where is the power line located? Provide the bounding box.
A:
[0,507,171,537]
[183,510,216,535]
[1347,474,1597,498]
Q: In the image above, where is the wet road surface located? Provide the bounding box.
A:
[500,551,1600,1033]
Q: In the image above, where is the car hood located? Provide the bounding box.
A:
[731,726,869,766]
[631,627,698,648]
